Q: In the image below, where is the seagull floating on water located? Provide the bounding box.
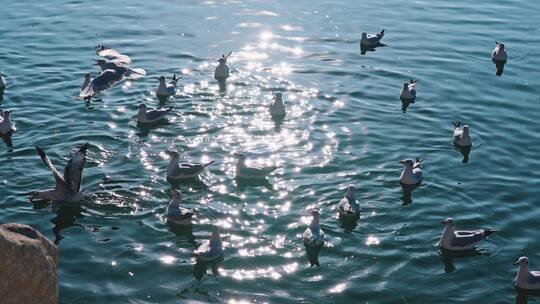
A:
[214,52,231,81]
[492,41,507,62]
[194,225,223,262]
[515,257,540,290]
[361,29,385,47]
[399,158,423,186]
[234,153,278,179]
[337,185,359,218]
[492,41,507,76]
[79,70,123,99]
[0,110,14,135]
[452,122,472,147]
[165,150,214,180]
[166,189,193,226]
[439,218,493,251]
[30,143,89,203]
[156,75,179,98]
[400,79,418,101]
[269,92,286,117]
[303,209,325,267]
[137,104,172,124]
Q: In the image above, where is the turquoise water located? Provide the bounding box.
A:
[1,0,540,303]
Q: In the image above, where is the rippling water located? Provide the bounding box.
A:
[1,0,540,303]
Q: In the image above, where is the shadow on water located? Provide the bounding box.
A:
[136,119,170,137]
[304,243,323,267]
[235,176,273,190]
[400,183,419,205]
[439,248,483,273]
[493,59,506,77]
[400,97,415,113]
[167,177,209,190]
[217,79,227,94]
[193,256,223,282]
[167,222,196,246]
[455,144,472,163]
[338,213,359,232]
[515,287,540,304]
[360,43,385,55]
[1,132,13,148]
[31,199,85,245]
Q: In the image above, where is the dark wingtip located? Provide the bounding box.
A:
[204,160,215,167]
[484,229,494,236]
[80,143,90,153]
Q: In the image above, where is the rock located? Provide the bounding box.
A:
[0,223,59,304]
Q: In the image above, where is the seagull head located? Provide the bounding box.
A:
[399,159,414,168]
[273,92,283,103]
[138,103,147,113]
[165,150,180,158]
[361,32,367,38]
[514,256,529,266]
[462,125,470,133]
[170,188,182,201]
[92,59,107,67]
[2,110,11,118]
[158,76,166,83]
[84,73,91,80]
[345,185,356,199]
[440,218,455,226]
[403,82,409,89]
[210,225,222,243]
[233,152,247,160]
[499,43,505,50]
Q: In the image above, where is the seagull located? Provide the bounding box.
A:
[92,59,146,79]
[399,158,423,186]
[452,122,472,147]
[234,153,278,179]
[492,41,507,62]
[79,69,123,99]
[269,92,286,117]
[166,189,193,226]
[303,209,325,267]
[95,45,132,65]
[156,75,179,98]
[439,218,493,251]
[214,52,231,81]
[361,29,385,47]
[194,225,223,262]
[0,72,6,90]
[0,110,14,135]
[137,104,172,124]
[337,185,359,218]
[165,150,214,180]
[515,257,540,290]
[30,143,89,203]
[400,79,418,101]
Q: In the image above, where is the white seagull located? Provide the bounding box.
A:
[337,185,359,218]
[399,158,423,186]
[30,143,89,203]
[214,52,231,81]
[165,150,214,180]
[194,225,223,262]
[452,122,472,147]
[234,153,278,179]
[0,110,14,135]
[361,29,385,47]
[515,257,540,290]
[303,209,325,267]
[492,41,507,62]
[137,104,172,124]
[156,75,179,98]
[439,218,493,251]
[269,92,286,117]
[166,189,193,226]
[400,79,417,101]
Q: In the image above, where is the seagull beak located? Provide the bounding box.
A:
[399,160,405,164]
[440,220,447,224]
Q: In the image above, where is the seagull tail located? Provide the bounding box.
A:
[79,85,94,99]
[129,68,147,78]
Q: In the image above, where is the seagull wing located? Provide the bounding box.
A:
[35,146,67,191]
[96,46,132,65]
[450,231,486,247]
[63,143,89,194]
[91,70,123,93]
[145,108,172,121]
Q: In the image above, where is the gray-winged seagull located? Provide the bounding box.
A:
[167,189,193,226]
[399,158,423,186]
[400,79,417,101]
[30,143,89,203]
[234,153,278,179]
[137,104,172,124]
[439,218,493,251]
[214,52,231,81]
[452,122,472,147]
[361,29,384,47]
[0,110,14,135]
[303,209,325,267]
[337,185,359,218]
[194,225,223,262]
[269,92,286,117]
[165,150,214,180]
[515,257,540,290]
[156,75,179,98]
